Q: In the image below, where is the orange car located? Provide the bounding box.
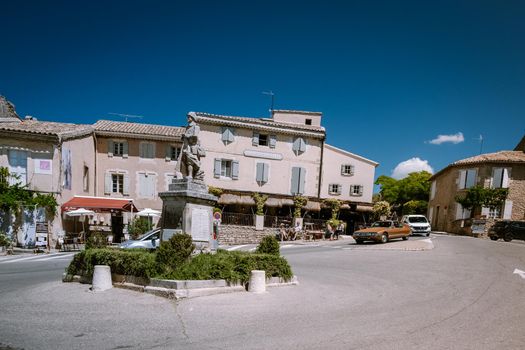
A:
[352,220,411,244]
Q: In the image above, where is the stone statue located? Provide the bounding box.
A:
[176,112,205,180]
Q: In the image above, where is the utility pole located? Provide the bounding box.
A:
[475,135,484,154]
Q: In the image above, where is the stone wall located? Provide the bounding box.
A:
[218,225,277,245]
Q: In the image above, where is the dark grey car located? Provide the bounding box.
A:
[489,221,525,242]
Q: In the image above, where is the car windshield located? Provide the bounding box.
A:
[137,230,159,241]
[371,221,392,228]
[408,217,428,223]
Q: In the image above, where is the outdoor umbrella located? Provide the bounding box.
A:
[66,208,95,240]
[136,208,161,230]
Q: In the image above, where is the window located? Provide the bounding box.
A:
[221,127,235,144]
[256,162,269,185]
[8,150,27,185]
[104,172,129,195]
[138,172,156,198]
[165,146,181,161]
[341,164,354,176]
[458,169,477,189]
[290,167,306,195]
[214,159,239,179]
[305,119,312,125]
[430,181,436,200]
[292,137,306,155]
[140,142,155,159]
[455,203,471,220]
[350,185,363,196]
[112,174,124,194]
[328,184,341,195]
[107,140,128,158]
[491,168,510,188]
[83,166,89,192]
[252,132,276,148]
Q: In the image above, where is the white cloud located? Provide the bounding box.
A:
[391,158,434,179]
[427,132,464,145]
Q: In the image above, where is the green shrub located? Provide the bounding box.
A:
[127,217,150,239]
[163,250,293,284]
[0,231,11,247]
[66,248,157,278]
[85,231,107,249]
[255,235,280,255]
[155,233,195,274]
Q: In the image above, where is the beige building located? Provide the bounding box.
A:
[428,136,525,235]
[0,97,95,246]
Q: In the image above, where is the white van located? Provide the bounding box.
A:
[401,215,431,236]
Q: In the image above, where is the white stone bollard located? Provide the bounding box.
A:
[92,265,112,292]
[248,270,266,293]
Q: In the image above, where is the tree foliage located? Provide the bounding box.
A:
[372,200,391,220]
[293,195,308,218]
[375,171,432,213]
[251,192,268,216]
[323,198,341,220]
[455,186,508,213]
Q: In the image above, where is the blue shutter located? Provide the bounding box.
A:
[256,163,264,182]
[232,160,239,180]
[104,173,112,194]
[292,138,300,152]
[227,128,235,142]
[252,132,259,146]
[262,163,269,183]
[299,138,306,152]
[214,159,221,178]
[291,167,299,195]
[165,145,171,162]
[123,174,130,195]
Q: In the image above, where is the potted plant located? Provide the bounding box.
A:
[252,192,268,230]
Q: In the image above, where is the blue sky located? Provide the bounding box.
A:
[1,0,524,184]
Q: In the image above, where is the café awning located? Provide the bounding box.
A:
[61,196,138,213]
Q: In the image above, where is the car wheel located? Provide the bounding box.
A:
[426,233,430,237]
[504,233,513,242]
[490,236,498,241]
[381,233,388,244]
[355,239,363,244]
[402,236,408,241]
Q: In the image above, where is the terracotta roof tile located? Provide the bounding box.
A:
[452,151,525,165]
[0,120,93,140]
[94,120,184,140]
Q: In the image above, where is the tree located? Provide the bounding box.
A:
[375,171,432,214]
[372,201,391,220]
[293,196,308,218]
[323,198,341,220]
[251,192,268,216]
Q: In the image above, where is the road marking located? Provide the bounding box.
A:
[513,269,525,279]
[0,253,75,264]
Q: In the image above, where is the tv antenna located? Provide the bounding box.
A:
[474,134,484,154]
[108,112,144,122]
[262,91,275,117]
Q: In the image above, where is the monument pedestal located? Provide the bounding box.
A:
[159,179,218,251]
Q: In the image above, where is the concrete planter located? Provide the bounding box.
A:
[293,217,303,228]
[254,215,264,231]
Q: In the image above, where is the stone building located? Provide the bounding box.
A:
[428,136,525,235]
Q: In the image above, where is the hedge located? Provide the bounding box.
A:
[66,249,293,284]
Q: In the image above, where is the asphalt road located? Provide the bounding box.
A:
[1,235,525,350]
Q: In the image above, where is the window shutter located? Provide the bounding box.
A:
[252,132,259,146]
[108,140,114,157]
[292,138,300,152]
[337,185,342,195]
[358,185,363,195]
[455,203,463,220]
[502,168,510,188]
[350,165,355,175]
[262,163,269,183]
[291,167,299,195]
[341,165,345,175]
[481,207,490,217]
[123,174,130,195]
[256,163,264,182]
[232,160,239,180]
[122,141,128,158]
[149,175,156,197]
[298,167,306,194]
[350,185,354,194]
[138,174,145,197]
[104,173,112,194]
[299,138,306,152]
[269,135,276,148]
[165,145,172,161]
[466,169,477,188]
[503,200,513,219]
[458,170,466,189]
[214,159,221,178]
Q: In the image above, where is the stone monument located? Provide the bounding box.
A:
[159,112,218,250]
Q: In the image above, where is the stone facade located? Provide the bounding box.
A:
[217,225,276,245]
[428,148,525,235]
